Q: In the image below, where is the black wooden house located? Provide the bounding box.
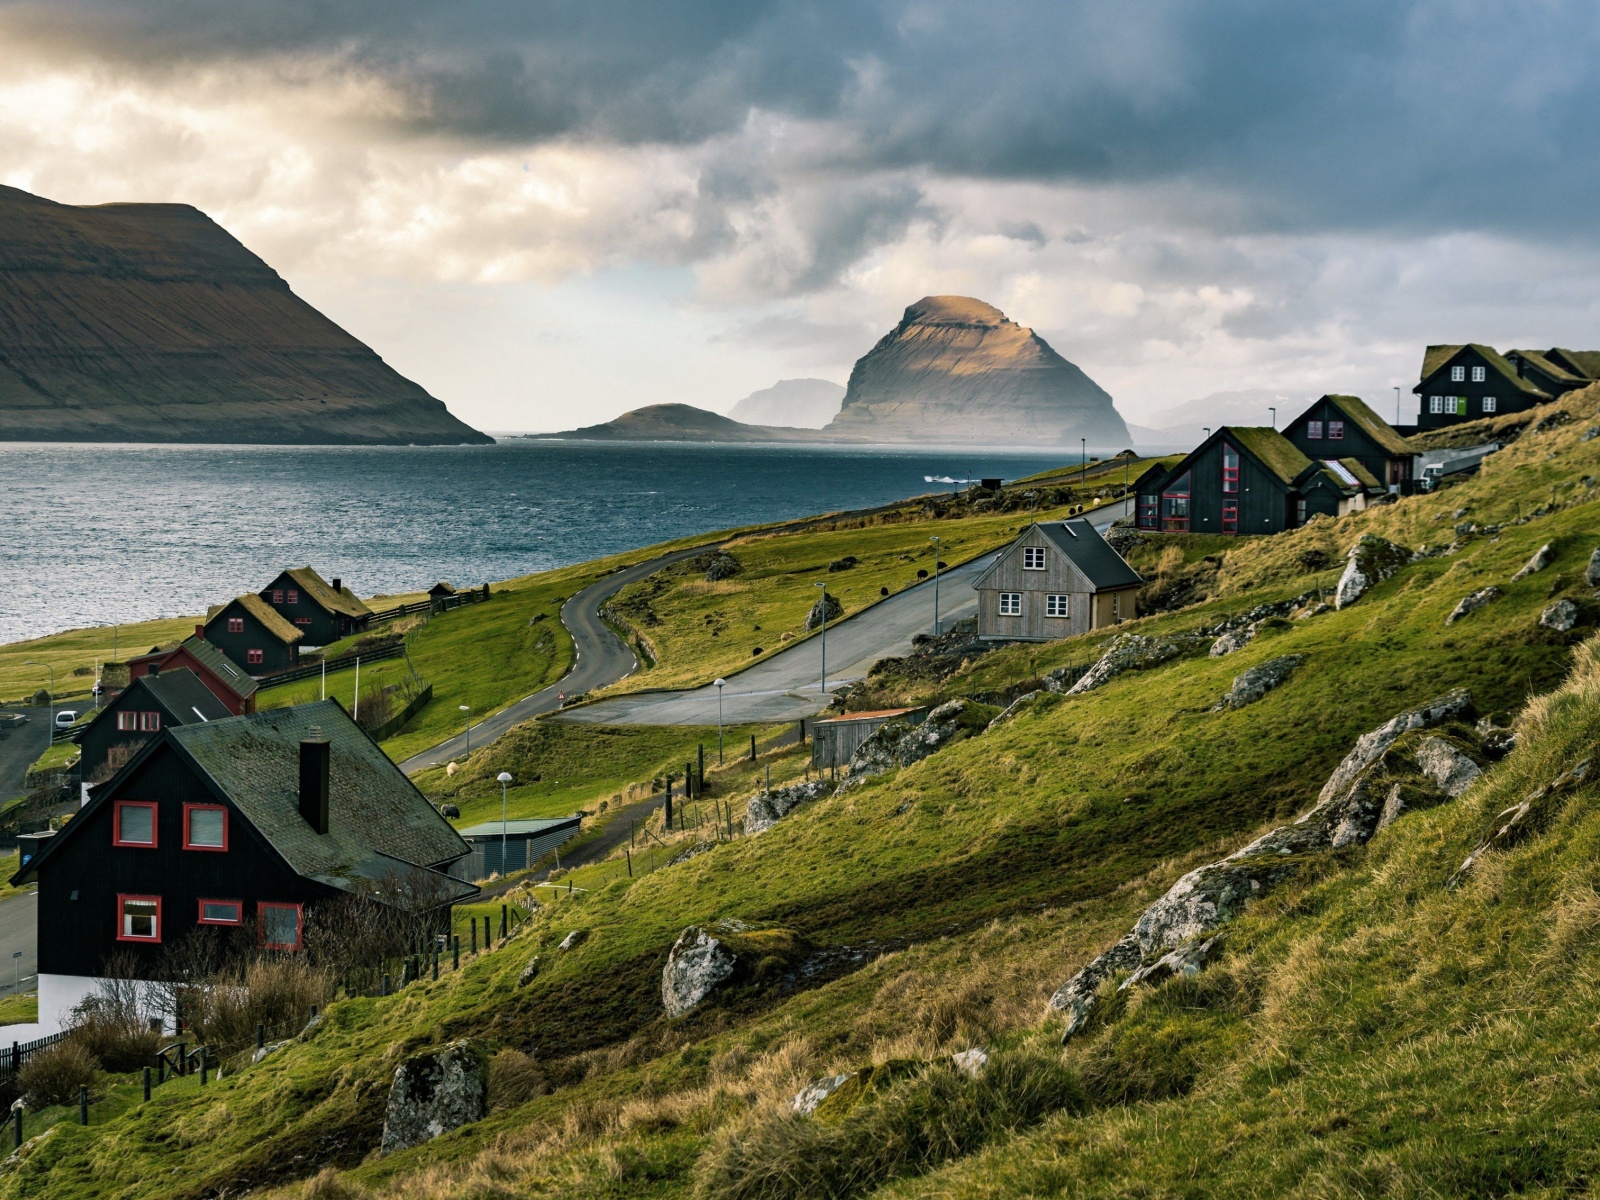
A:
[75,666,230,782]
[1285,395,1414,492]
[1413,344,1557,429]
[204,594,304,676]
[258,567,373,648]
[13,699,475,985]
[127,631,258,715]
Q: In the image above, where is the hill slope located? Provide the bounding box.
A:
[526,402,825,442]
[0,186,489,445]
[728,379,845,428]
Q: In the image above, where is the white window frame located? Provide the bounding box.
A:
[1451,365,1466,382]
[998,592,1023,617]
[1483,396,1497,413]
[1045,594,1070,618]
[1430,396,1443,414]
[1471,365,1486,382]
[1021,546,1047,571]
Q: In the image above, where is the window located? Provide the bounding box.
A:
[1483,396,1497,413]
[226,617,244,634]
[1112,592,1121,622]
[294,617,312,627]
[1022,546,1047,570]
[1471,365,1486,383]
[1137,494,1159,529]
[1307,420,1323,439]
[259,903,303,950]
[1449,396,1463,415]
[1161,472,1191,531]
[998,592,1023,617]
[1221,503,1239,534]
[138,711,160,733]
[1221,444,1239,494]
[197,899,242,926]
[116,711,138,732]
[271,589,284,604]
[1430,396,1443,414]
[1045,594,1070,618]
[1328,420,1344,440]
[287,589,299,604]
[1451,365,1465,382]
[117,894,161,942]
[113,800,157,847]
[183,804,228,851]
[1296,498,1308,524]
[247,649,264,665]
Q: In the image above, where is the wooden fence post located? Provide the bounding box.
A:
[453,936,460,970]
[12,1105,20,1148]
[143,1067,151,1102]
[750,735,756,761]
[78,1086,88,1125]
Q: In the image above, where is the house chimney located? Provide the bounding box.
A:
[299,732,330,834]
[331,577,342,594]
[148,662,160,677]
[194,624,204,639]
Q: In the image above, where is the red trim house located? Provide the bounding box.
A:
[127,632,259,715]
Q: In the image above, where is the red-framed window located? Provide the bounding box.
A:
[226,617,245,634]
[1221,444,1239,494]
[259,903,304,950]
[113,800,158,848]
[271,589,284,604]
[1221,503,1239,534]
[1307,420,1324,439]
[183,803,228,852]
[116,711,138,732]
[138,711,161,732]
[294,617,312,627]
[1328,420,1344,439]
[117,894,162,942]
[1137,494,1159,529]
[246,649,264,665]
[1161,472,1191,531]
[197,898,243,926]
[287,589,299,604]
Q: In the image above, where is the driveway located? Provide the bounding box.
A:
[0,892,37,1001]
[0,709,49,804]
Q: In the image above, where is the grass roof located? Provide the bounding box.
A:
[282,566,373,620]
[1548,348,1600,379]
[1418,344,1551,399]
[218,594,305,644]
[1509,350,1586,386]
[1334,456,1384,490]
[1225,426,1314,485]
[1320,394,1411,457]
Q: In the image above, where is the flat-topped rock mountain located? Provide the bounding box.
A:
[823,296,1129,448]
[0,186,488,445]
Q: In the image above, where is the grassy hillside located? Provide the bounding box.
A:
[7,390,1600,1199]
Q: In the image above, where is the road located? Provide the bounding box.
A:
[0,709,49,803]
[0,892,37,1004]
[561,498,1132,726]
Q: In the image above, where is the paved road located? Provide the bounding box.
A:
[561,498,1132,726]
[397,544,713,773]
[0,892,37,1003]
[0,709,50,803]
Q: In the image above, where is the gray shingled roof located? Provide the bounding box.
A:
[75,667,229,745]
[1035,519,1143,589]
[169,699,470,892]
[179,635,258,700]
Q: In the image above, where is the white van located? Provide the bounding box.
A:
[54,710,78,730]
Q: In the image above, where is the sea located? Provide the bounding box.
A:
[0,440,1077,646]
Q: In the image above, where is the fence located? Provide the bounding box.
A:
[364,684,433,742]
[257,641,405,688]
[0,1031,67,1083]
[367,584,490,624]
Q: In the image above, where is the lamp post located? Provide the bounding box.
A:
[496,772,512,877]
[24,662,53,734]
[814,583,828,696]
[459,704,471,756]
[1394,386,1401,423]
[1269,406,1277,430]
[929,535,941,636]
[714,679,726,764]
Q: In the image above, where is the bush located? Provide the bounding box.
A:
[186,957,333,1051]
[488,1049,547,1112]
[19,1041,98,1108]
[69,977,161,1073]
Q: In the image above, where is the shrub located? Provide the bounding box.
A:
[69,977,162,1073]
[186,957,333,1051]
[488,1049,547,1112]
[19,1041,98,1108]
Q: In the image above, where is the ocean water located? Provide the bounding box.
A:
[0,440,1076,646]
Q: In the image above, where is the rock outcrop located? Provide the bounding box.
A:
[1335,535,1414,609]
[823,296,1130,448]
[1447,587,1502,625]
[745,779,833,834]
[1541,599,1580,632]
[806,594,845,630]
[1513,543,1555,580]
[1212,655,1305,711]
[791,1072,856,1115]
[844,699,994,784]
[1066,633,1209,695]
[662,927,738,1018]
[380,1041,490,1155]
[1586,548,1600,587]
[0,185,489,446]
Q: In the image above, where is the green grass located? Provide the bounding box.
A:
[0,990,36,1025]
[8,388,1600,1200]
[0,850,33,903]
[26,740,79,778]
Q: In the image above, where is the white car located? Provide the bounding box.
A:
[54,710,78,730]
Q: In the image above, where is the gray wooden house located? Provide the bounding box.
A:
[972,520,1142,641]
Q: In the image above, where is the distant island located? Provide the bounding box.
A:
[533,296,1132,449]
[0,185,489,445]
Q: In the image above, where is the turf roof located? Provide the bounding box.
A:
[278,566,373,620]
[1417,344,1552,399]
[1318,394,1411,457]
[1547,348,1600,379]
[1334,456,1385,490]
[1226,426,1315,485]
[1509,350,1586,387]
[212,594,305,644]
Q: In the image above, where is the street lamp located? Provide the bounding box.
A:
[929,535,941,637]
[1269,406,1277,430]
[24,662,53,734]
[496,772,512,876]
[1394,386,1401,423]
[459,704,471,756]
[714,679,726,764]
[814,582,828,696]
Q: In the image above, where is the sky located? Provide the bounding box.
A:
[5,1,1600,433]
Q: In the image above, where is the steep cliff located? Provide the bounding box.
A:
[727,378,845,428]
[0,186,489,444]
[825,296,1129,448]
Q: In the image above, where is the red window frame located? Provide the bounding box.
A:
[246,649,264,665]
[294,617,312,626]
[197,898,243,926]
[182,803,229,852]
[1221,503,1239,534]
[287,589,299,604]
[1161,472,1191,532]
[258,903,304,951]
[116,893,162,943]
[1307,420,1323,439]
[138,711,161,732]
[112,800,158,848]
[116,711,138,732]
[226,617,244,634]
[1221,444,1239,495]
[1328,420,1344,440]
[271,589,284,604]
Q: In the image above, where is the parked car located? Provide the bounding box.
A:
[54,710,79,730]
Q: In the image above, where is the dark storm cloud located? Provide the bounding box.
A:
[9,0,1600,238]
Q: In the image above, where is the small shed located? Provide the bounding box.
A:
[428,582,458,614]
[812,708,926,770]
[454,816,583,880]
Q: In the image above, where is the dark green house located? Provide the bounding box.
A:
[205,594,304,676]
[1285,395,1414,492]
[259,567,372,648]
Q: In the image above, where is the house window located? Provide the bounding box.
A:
[1221,444,1239,494]
[1449,396,1464,415]
[117,894,161,942]
[294,617,312,627]
[1483,396,1497,413]
[1328,420,1344,440]
[183,804,228,851]
[1112,592,1121,621]
[138,711,161,733]
[1471,365,1486,382]
[197,899,242,926]
[998,592,1023,617]
[1045,594,1070,618]
[1307,420,1323,439]
[116,711,138,732]
[1451,365,1465,382]
[271,589,284,604]
[1137,495,1159,529]
[113,800,158,847]
[247,649,264,665]
[1430,396,1443,414]
[1221,503,1239,534]
[1296,498,1308,524]
[1161,472,1191,531]
[227,617,244,634]
[259,903,303,950]
[1022,546,1047,570]
[287,590,299,604]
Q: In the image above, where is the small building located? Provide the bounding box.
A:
[11,698,476,1034]
[1284,395,1415,493]
[126,631,258,715]
[973,519,1142,641]
[453,817,583,880]
[258,567,372,648]
[204,594,305,676]
[811,708,927,770]
[75,666,231,783]
[428,582,458,614]
[1410,344,1583,429]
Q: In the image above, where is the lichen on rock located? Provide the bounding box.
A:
[1541,599,1580,632]
[662,927,737,1018]
[1066,632,1208,695]
[1512,543,1555,580]
[1213,654,1305,711]
[1335,535,1414,609]
[1446,587,1502,625]
[745,779,832,834]
[379,1040,490,1155]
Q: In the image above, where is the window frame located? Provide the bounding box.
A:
[182,803,229,852]
[1451,365,1466,382]
[1161,471,1192,531]
[226,617,244,634]
[1430,395,1443,414]
[1044,594,1070,618]
[116,711,138,732]
[1471,365,1486,383]
[1328,420,1344,440]
[286,589,299,604]
[1136,494,1159,529]
[998,592,1023,617]
[116,893,162,943]
[1221,502,1239,534]
[196,898,243,927]
[1306,419,1323,439]
[270,589,284,604]
[1221,443,1239,494]
[1483,396,1497,413]
[1021,546,1047,571]
[246,649,265,665]
[138,710,161,733]
[112,800,158,848]
[258,902,304,951]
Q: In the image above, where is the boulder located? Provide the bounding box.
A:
[379,1040,490,1155]
[1042,664,1088,693]
[1335,535,1413,609]
[745,779,832,834]
[1513,543,1555,581]
[806,594,845,630]
[950,1048,989,1078]
[1446,587,1502,625]
[1066,633,1208,695]
[1048,933,1143,1038]
[791,1072,856,1116]
[987,690,1047,728]
[662,926,737,1018]
[1303,689,1472,817]
[517,956,541,987]
[1450,758,1594,887]
[558,930,587,951]
[1541,599,1580,632]
[1413,735,1482,798]
[1119,936,1221,991]
[1130,862,1298,956]
[844,699,993,783]
[1213,654,1305,711]
[252,1039,291,1064]
[1208,626,1256,657]
[1586,548,1600,588]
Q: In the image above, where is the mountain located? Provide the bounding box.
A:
[0,186,489,444]
[727,378,845,428]
[1136,388,1312,445]
[823,295,1130,448]
[525,402,825,442]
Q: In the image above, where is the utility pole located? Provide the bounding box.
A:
[814,582,828,696]
[1394,386,1401,423]
[929,535,941,636]
[1269,406,1276,430]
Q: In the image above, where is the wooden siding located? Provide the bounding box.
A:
[1286,398,1411,488]
[1136,438,1293,537]
[1415,346,1547,430]
[260,571,362,647]
[975,526,1136,639]
[204,601,298,675]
